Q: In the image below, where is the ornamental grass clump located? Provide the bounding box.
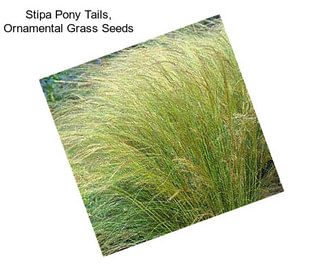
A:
[45,17,282,255]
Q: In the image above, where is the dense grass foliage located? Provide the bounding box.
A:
[47,19,282,255]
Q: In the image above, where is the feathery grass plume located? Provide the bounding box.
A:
[45,16,282,255]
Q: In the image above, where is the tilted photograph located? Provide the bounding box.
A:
[40,15,283,256]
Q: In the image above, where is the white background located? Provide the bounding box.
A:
[0,0,322,270]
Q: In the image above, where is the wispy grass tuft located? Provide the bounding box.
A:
[46,17,282,255]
